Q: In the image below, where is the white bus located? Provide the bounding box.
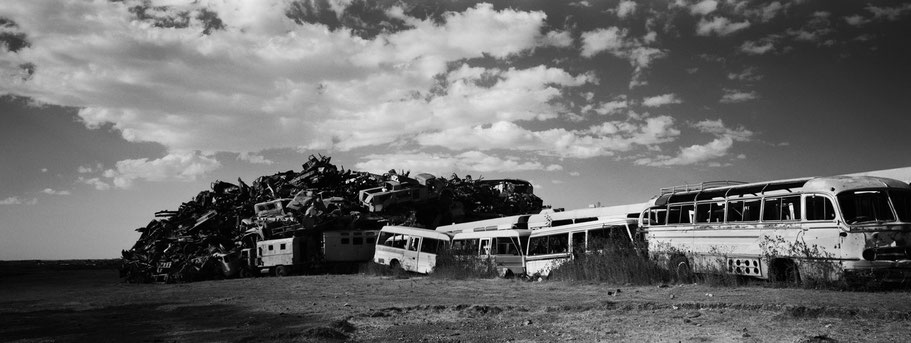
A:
[525,217,639,277]
[641,175,911,283]
[451,229,532,277]
[373,226,452,274]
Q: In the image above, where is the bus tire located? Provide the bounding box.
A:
[389,259,401,271]
[769,259,800,284]
[275,265,288,277]
[670,255,694,283]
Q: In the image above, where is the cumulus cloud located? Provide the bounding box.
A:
[690,0,718,16]
[580,27,665,88]
[594,99,628,116]
[237,152,274,165]
[743,1,787,22]
[415,116,681,159]
[0,1,570,157]
[0,196,37,205]
[740,40,774,55]
[541,30,573,48]
[642,93,682,107]
[636,119,752,167]
[616,1,637,18]
[844,15,870,27]
[720,89,759,103]
[41,188,71,195]
[866,4,911,21]
[727,67,763,81]
[696,17,751,36]
[78,151,222,189]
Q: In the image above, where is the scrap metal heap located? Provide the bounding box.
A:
[120,155,544,283]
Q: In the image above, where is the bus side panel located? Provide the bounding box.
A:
[373,245,404,267]
[524,254,570,277]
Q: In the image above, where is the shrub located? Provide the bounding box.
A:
[430,249,499,280]
[549,237,672,285]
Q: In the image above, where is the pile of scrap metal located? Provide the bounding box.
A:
[120,154,544,283]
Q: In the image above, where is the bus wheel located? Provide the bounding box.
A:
[239,267,251,278]
[275,265,288,277]
[769,259,800,284]
[670,256,694,283]
[389,259,401,271]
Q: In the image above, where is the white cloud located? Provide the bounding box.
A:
[545,164,564,171]
[720,89,759,103]
[0,196,38,205]
[40,168,48,173]
[41,188,71,195]
[580,27,628,58]
[740,40,774,55]
[636,119,752,167]
[541,30,573,48]
[579,27,665,88]
[642,93,682,107]
[415,116,681,159]
[844,15,870,27]
[594,99,628,116]
[866,4,911,21]
[692,119,753,141]
[354,151,546,175]
[743,1,786,22]
[96,151,222,189]
[617,1,637,18]
[727,67,762,81]
[696,17,751,36]
[237,152,274,165]
[690,0,718,16]
[0,1,567,158]
[78,177,112,191]
[569,171,581,176]
[637,136,734,166]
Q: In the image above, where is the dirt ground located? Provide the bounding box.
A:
[2,268,911,343]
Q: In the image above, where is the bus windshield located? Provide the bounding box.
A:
[890,190,911,222]
[837,190,895,224]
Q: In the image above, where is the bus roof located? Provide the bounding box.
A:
[654,175,910,207]
[452,229,532,240]
[435,215,528,233]
[526,202,649,225]
[805,176,911,194]
[529,217,635,236]
[380,225,452,241]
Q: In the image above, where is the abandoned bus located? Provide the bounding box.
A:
[641,176,911,283]
[373,226,451,274]
[525,217,639,277]
[451,229,532,277]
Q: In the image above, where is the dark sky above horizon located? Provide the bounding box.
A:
[2,0,910,259]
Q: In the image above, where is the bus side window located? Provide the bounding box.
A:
[548,234,568,254]
[806,195,835,221]
[420,238,440,254]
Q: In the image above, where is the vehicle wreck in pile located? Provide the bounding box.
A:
[119,155,544,283]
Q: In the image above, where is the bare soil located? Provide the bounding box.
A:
[2,268,911,342]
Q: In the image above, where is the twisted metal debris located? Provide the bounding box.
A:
[120,155,544,283]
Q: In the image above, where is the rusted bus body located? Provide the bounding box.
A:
[641,176,911,283]
[373,226,452,274]
[524,217,639,278]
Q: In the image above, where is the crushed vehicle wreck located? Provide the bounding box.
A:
[120,154,544,283]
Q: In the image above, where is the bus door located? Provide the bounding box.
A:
[479,238,492,256]
[402,236,421,272]
[571,231,586,257]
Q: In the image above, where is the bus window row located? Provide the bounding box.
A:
[648,194,837,226]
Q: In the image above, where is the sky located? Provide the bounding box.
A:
[1,0,910,260]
